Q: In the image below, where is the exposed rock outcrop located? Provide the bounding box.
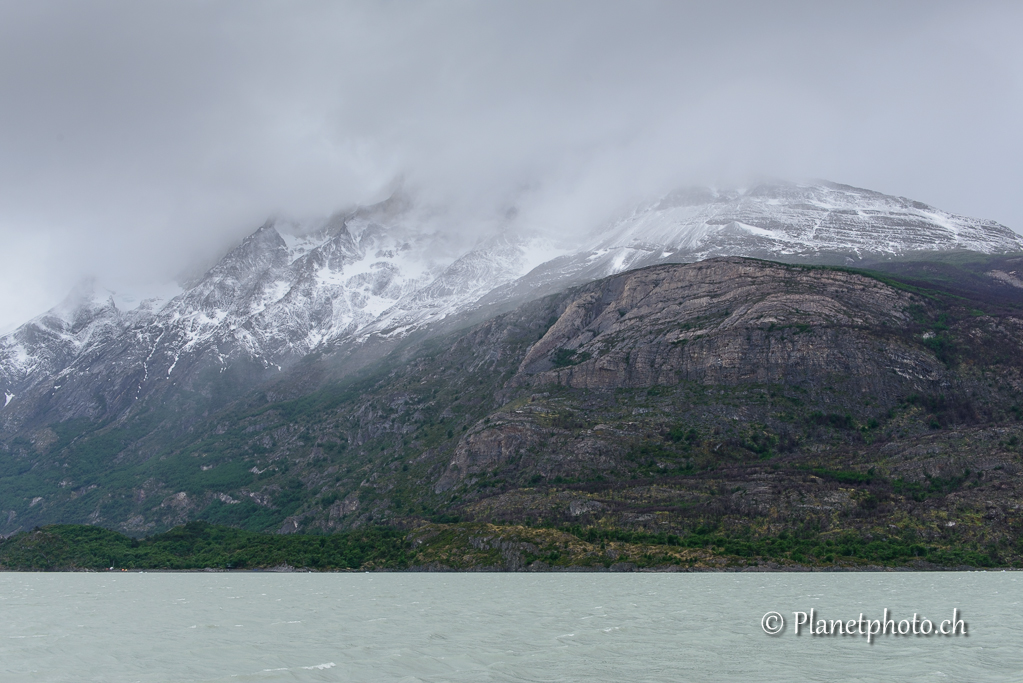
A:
[516,258,941,394]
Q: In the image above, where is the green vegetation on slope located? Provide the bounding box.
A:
[547,523,1008,569]
[0,522,411,571]
[1,521,1018,571]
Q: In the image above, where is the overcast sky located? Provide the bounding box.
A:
[1,1,1021,332]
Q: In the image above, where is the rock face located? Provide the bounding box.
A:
[515,258,940,392]
[430,258,1020,492]
[434,413,547,493]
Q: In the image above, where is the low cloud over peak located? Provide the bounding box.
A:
[1,1,1020,331]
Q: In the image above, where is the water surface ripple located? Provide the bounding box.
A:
[1,572,1018,682]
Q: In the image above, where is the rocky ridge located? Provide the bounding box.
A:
[2,181,1020,438]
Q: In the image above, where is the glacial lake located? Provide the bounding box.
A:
[1,571,1019,682]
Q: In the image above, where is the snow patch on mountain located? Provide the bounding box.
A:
[592,182,1021,259]
[0,278,163,389]
[1,180,1019,427]
[492,181,1023,300]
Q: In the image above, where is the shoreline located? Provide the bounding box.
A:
[4,564,1019,574]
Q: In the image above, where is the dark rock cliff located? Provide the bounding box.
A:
[515,258,941,391]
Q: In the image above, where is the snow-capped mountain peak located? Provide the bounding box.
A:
[485,181,1023,302]
[596,181,1019,257]
[2,181,1019,431]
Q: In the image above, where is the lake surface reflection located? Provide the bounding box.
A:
[1,571,1019,682]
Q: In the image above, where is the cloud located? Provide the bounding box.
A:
[1,0,1021,331]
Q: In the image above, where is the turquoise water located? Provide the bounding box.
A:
[0,572,1019,682]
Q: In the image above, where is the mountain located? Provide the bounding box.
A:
[2,256,1023,571]
[0,195,560,435]
[602,181,1019,258]
[484,181,1023,301]
[3,180,1023,566]
[2,180,1020,440]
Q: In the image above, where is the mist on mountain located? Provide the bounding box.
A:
[1,2,1021,332]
